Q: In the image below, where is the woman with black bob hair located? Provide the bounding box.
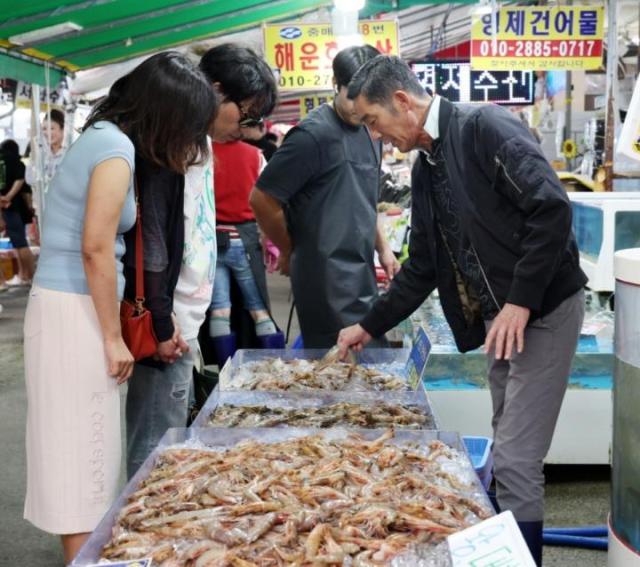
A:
[23,51,216,563]
[199,43,277,142]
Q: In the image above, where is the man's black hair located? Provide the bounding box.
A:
[347,55,426,104]
[199,43,278,118]
[332,44,380,90]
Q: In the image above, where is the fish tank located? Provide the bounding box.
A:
[568,192,640,292]
[389,294,613,392]
[611,249,640,553]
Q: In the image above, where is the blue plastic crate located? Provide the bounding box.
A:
[463,435,493,491]
[0,238,13,250]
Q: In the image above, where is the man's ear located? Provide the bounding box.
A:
[392,90,412,111]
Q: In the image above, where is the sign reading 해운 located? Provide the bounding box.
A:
[411,61,534,105]
[264,20,399,91]
[471,6,604,71]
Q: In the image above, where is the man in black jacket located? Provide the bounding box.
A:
[338,56,587,565]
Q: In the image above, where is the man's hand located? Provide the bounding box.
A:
[278,250,291,276]
[337,324,372,359]
[378,246,401,283]
[0,196,11,209]
[156,339,182,364]
[484,303,531,360]
[155,317,190,364]
[262,238,280,274]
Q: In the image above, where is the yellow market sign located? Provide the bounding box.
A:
[300,93,334,118]
[471,6,604,71]
[264,20,398,91]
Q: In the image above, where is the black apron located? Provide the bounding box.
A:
[286,104,381,348]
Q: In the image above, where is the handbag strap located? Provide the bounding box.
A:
[134,175,145,304]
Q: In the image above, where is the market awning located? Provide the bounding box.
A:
[0,0,339,74]
[0,1,486,78]
[0,51,65,86]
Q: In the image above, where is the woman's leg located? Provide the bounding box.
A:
[62,533,90,564]
[3,209,34,281]
[17,246,35,281]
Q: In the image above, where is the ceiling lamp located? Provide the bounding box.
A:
[9,22,83,46]
[333,0,365,11]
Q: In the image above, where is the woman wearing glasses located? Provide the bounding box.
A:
[200,44,284,365]
[125,44,280,477]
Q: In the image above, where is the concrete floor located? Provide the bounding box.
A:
[0,278,610,566]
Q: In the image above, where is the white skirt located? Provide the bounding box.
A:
[23,285,121,534]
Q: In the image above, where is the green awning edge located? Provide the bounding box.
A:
[0,51,65,85]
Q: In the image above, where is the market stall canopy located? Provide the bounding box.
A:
[0,0,341,78]
[0,0,489,82]
[2,0,639,81]
[65,1,488,97]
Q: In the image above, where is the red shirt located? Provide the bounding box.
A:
[213,141,261,223]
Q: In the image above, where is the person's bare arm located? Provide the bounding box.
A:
[0,179,25,208]
[250,187,292,275]
[82,158,134,383]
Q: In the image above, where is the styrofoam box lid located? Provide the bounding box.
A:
[615,248,640,285]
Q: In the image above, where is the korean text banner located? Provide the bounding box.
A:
[411,62,533,106]
[471,6,604,71]
[264,21,398,91]
[300,93,334,118]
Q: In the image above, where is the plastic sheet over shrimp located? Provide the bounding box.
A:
[100,431,492,566]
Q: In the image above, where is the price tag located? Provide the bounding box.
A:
[86,560,152,567]
[405,327,431,390]
[448,511,536,567]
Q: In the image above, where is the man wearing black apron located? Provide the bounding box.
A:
[251,45,399,348]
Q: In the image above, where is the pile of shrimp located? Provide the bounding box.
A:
[208,402,432,429]
[231,358,407,391]
[101,430,491,566]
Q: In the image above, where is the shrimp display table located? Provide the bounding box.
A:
[72,428,493,566]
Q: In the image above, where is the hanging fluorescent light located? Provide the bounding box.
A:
[334,0,365,11]
[472,0,494,16]
[9,22,83,46]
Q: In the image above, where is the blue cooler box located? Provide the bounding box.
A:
[463,435,493,491]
